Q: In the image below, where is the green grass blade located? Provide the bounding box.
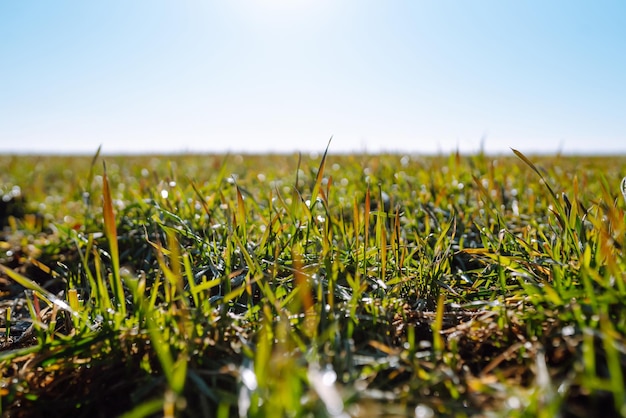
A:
[0,264,73,315]
[102,162,126,316]
[310,137,332,204]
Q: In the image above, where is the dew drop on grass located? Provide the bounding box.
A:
[241,368,257,390]
[322,368,337,386]
[414,404,434,418]
[506,396,521,409]
[419,340,431,349]
[512,200,519,216]
[562,325,575,337]
[308,365,343,416]
[161,190,169,199]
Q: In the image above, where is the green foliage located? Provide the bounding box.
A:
[1,151,626,417]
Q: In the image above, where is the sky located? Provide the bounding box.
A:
[1,1,625,155]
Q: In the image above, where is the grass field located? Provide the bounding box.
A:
[1,148,626,417]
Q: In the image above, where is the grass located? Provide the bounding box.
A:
[1,149,626,417]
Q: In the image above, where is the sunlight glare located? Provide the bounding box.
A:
[229,0,333,26]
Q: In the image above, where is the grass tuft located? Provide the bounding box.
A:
[1,151,626,416]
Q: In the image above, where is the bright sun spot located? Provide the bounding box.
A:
[228,0,333,26]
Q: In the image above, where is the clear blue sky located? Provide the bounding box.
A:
[1,1,624,154]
